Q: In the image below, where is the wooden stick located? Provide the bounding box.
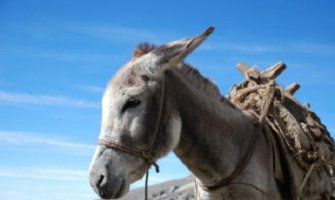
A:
[247,67,260,80]
[236,63,250,78]
[286,82,300,95]
[236,63,260,80]
[261,61,286,80]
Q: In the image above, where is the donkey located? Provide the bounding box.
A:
[89,27,283,200]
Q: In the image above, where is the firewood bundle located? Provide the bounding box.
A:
[228,61,335,198]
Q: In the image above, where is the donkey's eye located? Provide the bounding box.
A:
[121,98,141,113]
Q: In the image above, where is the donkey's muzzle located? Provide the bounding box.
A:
[89,163,126,199]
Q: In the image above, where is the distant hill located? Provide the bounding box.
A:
[120,176,195,200]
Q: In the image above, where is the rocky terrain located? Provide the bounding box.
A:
[120,176,195,200]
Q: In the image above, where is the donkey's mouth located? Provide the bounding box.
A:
[113,179,127,199]
[97,178,127,199]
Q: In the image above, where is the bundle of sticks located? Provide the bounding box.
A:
[228,61,335,197]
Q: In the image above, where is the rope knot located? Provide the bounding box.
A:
[152,162,160,173]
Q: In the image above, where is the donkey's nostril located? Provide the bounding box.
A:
[96,174,110,198]
[97,175,105,188]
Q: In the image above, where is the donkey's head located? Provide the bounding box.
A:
[89,27,214,199]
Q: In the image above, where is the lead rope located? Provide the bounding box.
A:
[145,170,149,200]
[143,74,167,200]
[144,170,149,200]
[144,163,160,200]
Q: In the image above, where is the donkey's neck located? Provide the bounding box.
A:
[166,68,257,187]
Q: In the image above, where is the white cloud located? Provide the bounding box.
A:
[0,130,95,151]
[292,41,335,56]
[201,42,282,53]
[0,168,97,200]
[201,41,335,56]
[35,51,119,62]
[0,90,99,108]
[0,190,38,200]
[15,23,335,56]
[0,168,87,181]
[18,23,168,45]
[72,25,162,44]
[73,84,105,94]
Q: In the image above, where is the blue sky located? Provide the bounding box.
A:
[0,0,334,199]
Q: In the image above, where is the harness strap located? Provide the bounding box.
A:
[204,127,262,191]
[203,85,275,191]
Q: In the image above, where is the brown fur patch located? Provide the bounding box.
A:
[133,43,157,58]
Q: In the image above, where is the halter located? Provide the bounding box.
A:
[98,73,167,200]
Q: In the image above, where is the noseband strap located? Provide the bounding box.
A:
[98,139,160,173]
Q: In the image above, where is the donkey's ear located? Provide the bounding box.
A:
[154,26,215,65]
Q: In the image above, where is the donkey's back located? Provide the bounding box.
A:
[229,62,335,199]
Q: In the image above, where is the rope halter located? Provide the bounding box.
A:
[98,74,167,200]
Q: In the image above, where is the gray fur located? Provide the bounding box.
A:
[89,28,284,200]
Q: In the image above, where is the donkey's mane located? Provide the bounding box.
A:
[133,43,157,58]
[179,63,220,100]
[134,42,234,107]
[179,63,237,108]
